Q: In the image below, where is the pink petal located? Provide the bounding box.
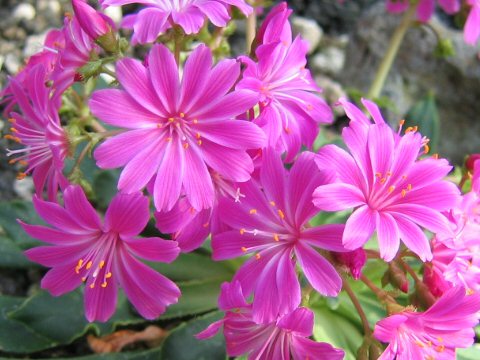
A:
[124,237,180,263]
[84,278,118,322]
[368,124,394,178]
[277,307,313,336]
[104,192,150,236]
[406,158,453,188]
[115,248,180,319]
[394,216,432,261]
[294,242,342,296]
[416,0,435,22]
[183,145,215,210]
[260,148,287,213]
[301,224,346,252]
[149,44,180,113]
[25,244,89,267]
[173,208,211,252]
[63,185,101,230]
[338,97,371,125]
[362,98,386,124]
[313,183,365,211]
[387,203,451,233]
[343,205,376,249]
[191,90,259,121]
[94,129,159,169]
[374,314,408,342]
[212,230,272,260]
[179,44,212,112]
[117,137,164,192]
[171,7,205,34]
[315,144,360,187]
[233,249,276,296]
[342,122,372,184]
[376,212,400,262]
[33,196,85,233]
[195,320,224,340]
[396,181,460,210]
[154,198,193,233]
[19,221,91,245]
[116,57,166,115]
[195,120,266,149]
[90,89,161,128]
[464,5,480,45]
[132,7,168,44]
[153,139,185,211]
[217,281,248,310]
[438,0,460,14]
[291,337,345,360]
[196,1,229,27]
[41,263,83,296]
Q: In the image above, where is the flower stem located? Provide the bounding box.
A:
[246,6,257,53]
[366,5,417,99]
[68,141,92,177]
[342,276,372,336]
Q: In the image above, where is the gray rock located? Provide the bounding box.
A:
[291,16,323,54]
[14,177,34,201]
[12,3,36,22]
[37,0,62,18]
[340,2,480,164]
[4,53,21,74]
[315,75,349,116]
[23,31,49,58]
[104,6,123,25]
[311,46,346,76]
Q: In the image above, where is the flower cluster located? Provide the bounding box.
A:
[1,0,479,359]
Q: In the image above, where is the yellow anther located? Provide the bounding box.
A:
[386,171,392,177]
[437,337,443,343]
[240,228,245,235]
[193,119,198,124]
[8,159,16,164]
[435,345,445,352]
[399,119,405,126]
[402,175,407,180]
[467,288,475,295]
[90,283,95,289]
[284,127,291,134]
[426,341,432,347]
[432,153,439,159]
[255,253,261,260]
[166,137,172,142]
[380,178,387,184]
[278,209,285,219]
[388,185,395,193]
[249,209,257,214]
[197,140,202,146]
[81,277,87,282]
[168,117,175,122]
[179,112,185,118]
[415,340,424,348]
[269,201,276,207]
[105,272,112,279]
[86,261,93,270]
[101,282,108,288]
[157,123,162,128]
[4,134,21,143]
[10,127,18,133]
[16,172,27,180]
[203,222,209,228]
[401,189,407,198]
[273,234,279,242]
[183,142,189,149]
[405,126,416,133]
[195,132,201,139]
[413,126,418,132]
[99,260,105,269]
[375,172,382,178]
[19,160,28,166]
[424,144,430,154]
[407,184,412,191]
[8,118,15,123]
[241,247,248,252]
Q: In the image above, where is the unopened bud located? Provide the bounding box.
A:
[466,154,480,173]
[334,248,366,280]
[382,261,409,293]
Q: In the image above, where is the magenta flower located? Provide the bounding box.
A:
[237,3,333,162]
[313,99,460,262]
[72,0,112,40]
[386,0,460,22]
[374,286,480,360]
[5,64,69,201]
[196,281,345,360]
[91,44,265,212]
[212,149,346,323]
[101,0,252,44]
[465,1,480,46]
[22,185,180,322]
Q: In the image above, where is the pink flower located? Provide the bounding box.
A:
[333,248,367,280]
[101,0,252,44]
[22,185,180,322]
[91,44,265,212]
[5,64,69,201]
[374,286,480,360]
[386,0,460,22]
[313,99,460,262]
[465,1,480,46]
[196,281,345,360]
[237,3,333,162]
[72,0,112,40]
[212,149,346,323]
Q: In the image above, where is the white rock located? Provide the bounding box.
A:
[311,46,346,76]
[23,32,49,58]
[315,75,348,116]
[37,0,61,17]
[13,3,36,21]
[14,177,35,200]
[104,6,123,25]
[291,16,323,54]
[4,54,21,74]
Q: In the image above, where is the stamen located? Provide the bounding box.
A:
[388,185,395,193]
[398,119,405,126]
[255,253,261,260]
[197,140,202,146]
[203,222,209,228]
[8,159,16,164]
[8,118,15,123]
[424,144,430,154]
[4,134,21,143]
[90,283,95,289]
[375,172,382,178]
[249,209,257,214]
[401,189,407,198]
[415,340,424,348]
[81,277,87,282]
[402,175,407,180]
[435,345,445,352]
[240,228,245,235]
[168,117,175,122]
[101,282,108,288]
[306,104,313,111]
[179,112,185,118]
[407,184,412,191]
[432,153,439,159]
[105,272,112,279]
[183,142,189,149]
[99,260,105,269]
[86,261,93,270]
[241,247,247,252]
[284,127,291,134]
[195,133,201,139]
[386,171,392,177]
[16,172,27,180]
[10,127,18,133]
[278,209,285,219]
[273,234,279,242]
[166,137,172,142]
[193,119,198,124]
[19,160,27,166]
[270,201,276,207]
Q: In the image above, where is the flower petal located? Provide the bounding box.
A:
[387,203,451,234]
[313,183,365,211]
[41,263,83,296]
[63,185,101,230]
[132,7,168,44]
[25,244,89,267]
[301,224,346,252]
[343,205,376,249]
[33,196,85,233]
[376,212,400,262]
[124,237,180,263]
[84,277,118,322]
[394,216,432,261]
[195,120,266,149]
[104,192,150,236]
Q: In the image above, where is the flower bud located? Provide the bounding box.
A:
[381,261,409,293]
[334,248,366,280]
[466,154,480,173]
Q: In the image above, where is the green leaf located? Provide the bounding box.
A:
[92,170,120,210]
[8,289,143,349]
[312,304,363,360]
[0,200,43,247]
[404,92,440,153]
[0,235,34,268]
[149,252,234,282]
[458,345,480,360]
[161,312,226,360]
[0,295,54,353]
[0,347,163,360]
[160,278,223,320]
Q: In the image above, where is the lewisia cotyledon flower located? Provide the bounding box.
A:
[237,2,333,162]
[101,0,252,44]
[196,281,345,360]
[213,149,346,323]
[23,185,181,322]
[465,0,480,45]
[313,98,460,262]
[386,0,460,22]
[374,286,480,360]
[5,64,69,201]
[91,43,265,212]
